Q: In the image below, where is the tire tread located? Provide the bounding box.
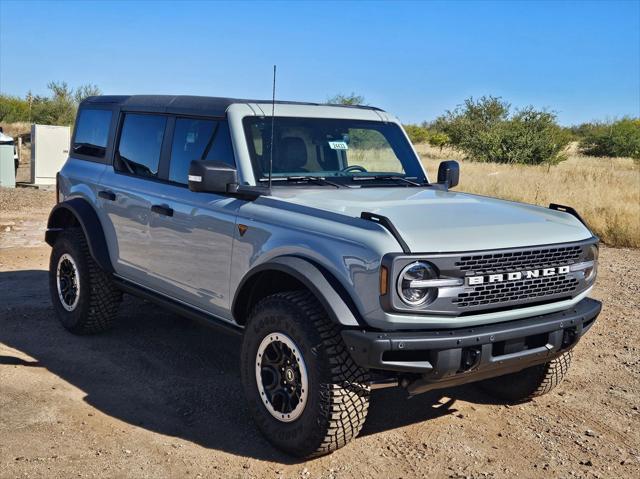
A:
[50,229,121,334]
[244,290,370,457]
[481,351,573,403]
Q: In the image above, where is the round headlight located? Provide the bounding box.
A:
[397,261,438,306]
[584,244,599,281]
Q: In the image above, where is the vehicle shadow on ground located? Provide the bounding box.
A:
[0,269,505,464]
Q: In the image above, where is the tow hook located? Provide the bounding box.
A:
[459,347,481,372]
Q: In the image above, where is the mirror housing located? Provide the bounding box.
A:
[437,160,460,189]
[188,160,238,194]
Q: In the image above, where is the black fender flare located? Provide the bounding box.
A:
[232,256,361,327]
[45,198,114,273]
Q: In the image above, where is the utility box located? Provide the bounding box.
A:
[31,124,71,185]
[0,144,16,188]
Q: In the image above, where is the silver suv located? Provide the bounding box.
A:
[47,95,601,457]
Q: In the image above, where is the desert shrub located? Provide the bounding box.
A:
[0,95,30,123]
[31,82,76,125]
[326,93,366,106]
[435,96,570,165]
[579,118,640,159]
[403,124,430,143]
[428,132,450,151]
[567,122,595,141]
[0,82,100,126]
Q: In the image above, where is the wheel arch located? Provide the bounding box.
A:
[232,256,362,327]
[45,198,114,273]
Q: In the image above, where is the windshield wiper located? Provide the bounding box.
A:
[351,175,424,187]
[259,176,343,188]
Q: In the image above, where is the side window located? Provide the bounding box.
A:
[116,113,166,178]
[73,109,112,158]
[169,118,216,184]
[169,119,236,185]
[205,121,235,165]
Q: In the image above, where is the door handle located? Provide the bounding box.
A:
[98,190,116,201]
[151,204,174,217]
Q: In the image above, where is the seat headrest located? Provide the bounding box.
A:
[277,137,307,172]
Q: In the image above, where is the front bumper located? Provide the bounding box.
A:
[342,297,601,395]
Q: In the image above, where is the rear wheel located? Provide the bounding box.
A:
[241,291,370,457]
[49,228,121,334]
[479,351,573,403]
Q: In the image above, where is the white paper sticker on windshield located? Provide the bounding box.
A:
[328,141,348,150]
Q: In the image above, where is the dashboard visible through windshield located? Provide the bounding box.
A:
[243,117,426,185]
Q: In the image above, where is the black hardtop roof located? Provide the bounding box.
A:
[81,95,384,117]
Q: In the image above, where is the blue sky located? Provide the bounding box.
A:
[1,0,638,125]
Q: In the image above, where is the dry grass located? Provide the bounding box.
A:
[416,143,640,248]
[0,121,31,138]
[1,119,637,247]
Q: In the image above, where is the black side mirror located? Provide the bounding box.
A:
[188,160,238,193]
[437,160,460,189]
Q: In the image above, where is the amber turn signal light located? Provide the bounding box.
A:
[380,266,389,295]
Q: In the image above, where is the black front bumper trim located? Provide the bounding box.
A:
[342,298,601,394]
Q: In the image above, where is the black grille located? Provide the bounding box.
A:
[455,245,581,275]
[453,275,579,308]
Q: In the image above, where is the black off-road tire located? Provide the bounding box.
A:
[479,351,573,403]
[49,228,121,334]
[240,290,370,458]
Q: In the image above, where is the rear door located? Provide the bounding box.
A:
[144,117,240,318]
[97,112,168,284]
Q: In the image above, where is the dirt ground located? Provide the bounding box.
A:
[0,187,638,479]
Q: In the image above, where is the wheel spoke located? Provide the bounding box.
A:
[260,366,280,391]
[57,255,80,311]
[255,333,308,422]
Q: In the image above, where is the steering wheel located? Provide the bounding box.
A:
[341,165,368,173]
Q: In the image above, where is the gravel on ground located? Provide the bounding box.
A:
[0,188,638,478]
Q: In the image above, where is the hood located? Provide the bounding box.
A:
[271,187,593,252]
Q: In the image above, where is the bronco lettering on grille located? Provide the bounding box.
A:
[467,266,571,286]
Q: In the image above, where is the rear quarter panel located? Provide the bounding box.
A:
[58,157,106,207]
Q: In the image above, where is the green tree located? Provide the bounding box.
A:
[579,118,640,159]
[0,82,102,126]
[326,93,366,106]
[32,81,76,125]
[428,132,450,151]
[0,94,30,122]
[435,96,569,165]
[403,124,429,143]
[74,83,101,104]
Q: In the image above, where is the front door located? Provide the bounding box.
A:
[144,117,240,318]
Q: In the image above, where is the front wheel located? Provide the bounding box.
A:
[240,291,370,457]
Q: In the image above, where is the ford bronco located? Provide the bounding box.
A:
[46,95,601,457]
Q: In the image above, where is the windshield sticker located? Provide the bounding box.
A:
[328,141,348,150]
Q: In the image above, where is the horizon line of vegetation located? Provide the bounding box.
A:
[1,85,638,164]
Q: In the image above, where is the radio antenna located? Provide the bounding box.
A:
[268,64,277,190]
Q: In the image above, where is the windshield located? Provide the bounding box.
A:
[243,117,426,184]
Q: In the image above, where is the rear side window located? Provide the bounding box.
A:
[169,119,235,184]
[117,113,167,178]
[73,109,112,158]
